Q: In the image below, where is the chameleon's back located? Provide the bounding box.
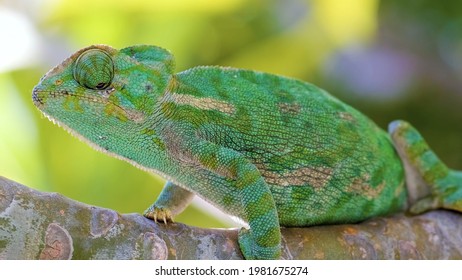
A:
[174,66,407,226]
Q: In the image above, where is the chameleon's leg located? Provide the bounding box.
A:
[143,181,194,223]
[187,139,281,260]
[389,120,462,214]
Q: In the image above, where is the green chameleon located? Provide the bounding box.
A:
[32,45,462,260]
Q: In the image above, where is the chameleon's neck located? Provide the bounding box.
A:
[126,74,188,181]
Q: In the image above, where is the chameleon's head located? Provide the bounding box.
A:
[32,44,175,154]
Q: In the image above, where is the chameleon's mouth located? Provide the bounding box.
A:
[32,86,146,123]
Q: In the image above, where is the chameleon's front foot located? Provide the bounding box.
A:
[143,205,174,224]
[143,181,195,223]
[238,228,281,260]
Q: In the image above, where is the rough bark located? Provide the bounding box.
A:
[0,176,461,260]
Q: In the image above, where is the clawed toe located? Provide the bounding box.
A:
[143,207,174,223]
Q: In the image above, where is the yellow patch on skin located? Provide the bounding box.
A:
[257,165,333,189]
[347,174,386,199]
[169,93,236,115]
[339,112,355,122]
[278,103,301,114]
[102,102,145,123]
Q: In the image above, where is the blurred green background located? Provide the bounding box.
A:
[0,0,461,228]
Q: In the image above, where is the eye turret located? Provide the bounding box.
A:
[73,49,114,90]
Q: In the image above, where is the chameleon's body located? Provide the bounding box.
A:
[32,45,462,259]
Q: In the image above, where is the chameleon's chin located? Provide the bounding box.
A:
[37,110,63,129]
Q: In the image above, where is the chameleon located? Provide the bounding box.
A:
[32,44,462,260]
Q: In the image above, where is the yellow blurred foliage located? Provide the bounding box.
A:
[224,0,378,79]
[47,0,245,16]
[313,0,378,45]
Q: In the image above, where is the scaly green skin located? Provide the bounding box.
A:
[32,45,462,259]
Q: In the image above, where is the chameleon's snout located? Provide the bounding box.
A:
[32,86,46,108]
[32,84,49,109]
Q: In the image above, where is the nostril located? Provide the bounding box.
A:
[32,88,44,106]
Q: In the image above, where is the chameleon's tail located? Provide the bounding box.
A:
[388,120,462,214]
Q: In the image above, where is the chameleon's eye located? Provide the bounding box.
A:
[73,49,114,90]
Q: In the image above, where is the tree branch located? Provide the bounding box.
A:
[0,176,461,259]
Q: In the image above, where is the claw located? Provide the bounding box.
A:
[143,206,174,224]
